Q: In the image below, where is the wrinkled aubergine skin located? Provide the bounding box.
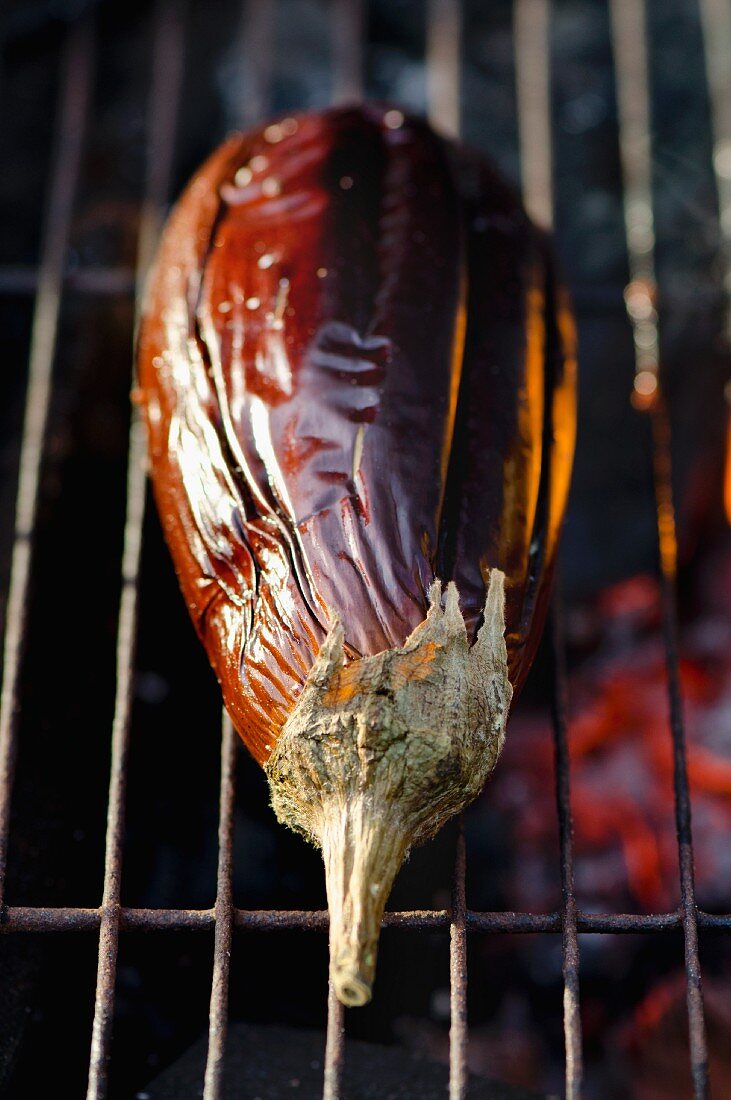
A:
[138,105,576,765]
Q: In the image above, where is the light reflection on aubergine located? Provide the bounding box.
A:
[137,104,577,765]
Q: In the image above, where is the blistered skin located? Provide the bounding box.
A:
[443,147,577,684]
[137,105,577,765]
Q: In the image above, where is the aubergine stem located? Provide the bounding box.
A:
[265,569,512,1007]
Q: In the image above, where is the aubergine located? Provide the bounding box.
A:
[137,104,577,1007]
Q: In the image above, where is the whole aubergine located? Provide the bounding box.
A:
[137,104,576,1007]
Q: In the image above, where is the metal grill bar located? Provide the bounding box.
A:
[655,502,710,1096]
[86,5,186,1097]
[203,714,238,1098]
[514,5,584,1095]
[425,8,470,1096]
[449,824,468,1100]
[607,0,661,406]
[5,903,731,934]
[700,0,731,506]
[700,0,731,326]
[199,2,279,1093]
[0,266,721,314]
[0,266,137,296]
[332,0,365,105]
[323,982,346,1100]
[427,0,462,138]
[608,1,710,1096]
[513,0,553,229]
[0,17,93,911]
[550,603,583,1098]
[235,0,276,129]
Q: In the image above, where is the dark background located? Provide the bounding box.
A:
[0,0,729,1097]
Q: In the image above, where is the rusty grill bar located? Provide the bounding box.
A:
[0,2,728,1099]
[0,17,95,914]
[203,714,238,1100]
[4,903,731,935]
[86,5,187,1097]
[609,1,712,1095]
[513,6,584,1097]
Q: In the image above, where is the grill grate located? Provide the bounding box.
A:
[0,2,729,1098]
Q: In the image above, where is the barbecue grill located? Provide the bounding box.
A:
[1,1,729,1097]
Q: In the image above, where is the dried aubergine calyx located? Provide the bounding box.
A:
[137,104,577,1007]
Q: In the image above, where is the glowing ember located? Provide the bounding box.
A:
[488,533,731,915]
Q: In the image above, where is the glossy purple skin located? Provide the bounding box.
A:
[138,104,576,764]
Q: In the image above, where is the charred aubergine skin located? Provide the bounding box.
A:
[138,104,576,1005]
